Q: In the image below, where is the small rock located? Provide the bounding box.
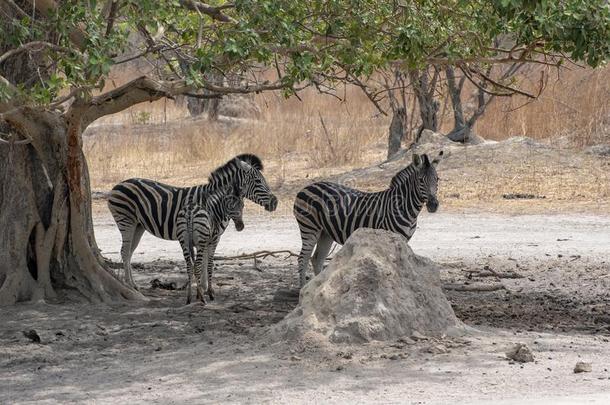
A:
[290,355,302,361]
[22,330,41,343]
[506,343,534,363]
[411,331,427,341]
[336,351,353,359]
[426,344,449,354]
[574,362,592,373]
[398,337,416,345]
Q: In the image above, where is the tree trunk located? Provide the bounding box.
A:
[0,108,143,305]
[387,107,406,159]
[445,66,471,143]
[410,69,439,142]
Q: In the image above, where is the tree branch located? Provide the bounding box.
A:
[201,80,291,94]
[179,0,236,23]
[0,41,77,65]
[80,76,193,126]
[5,0,29,19]
[467,65,539,99]
[104,0,120,37]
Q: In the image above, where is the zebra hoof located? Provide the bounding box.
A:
[207,288,215,301]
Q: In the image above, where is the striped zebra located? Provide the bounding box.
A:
[293,151,443,287]
[108,154,277,290]
[176,185,244,304]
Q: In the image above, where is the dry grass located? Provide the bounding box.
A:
[474,66,610,146]
[84,65,610,214]
[85,85,389,190]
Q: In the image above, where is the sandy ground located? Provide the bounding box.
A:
[2,211,610,404]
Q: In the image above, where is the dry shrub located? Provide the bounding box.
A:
[475,66,610,146]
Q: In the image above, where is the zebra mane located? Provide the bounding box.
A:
[389,164,417,188]
[207,154,263,186]
[235,153,264,171]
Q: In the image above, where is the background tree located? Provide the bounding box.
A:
[1,0,609,305]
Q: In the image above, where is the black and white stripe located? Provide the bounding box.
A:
[176,185,244,304]
[293,152,443,287]
[108,154,277,289]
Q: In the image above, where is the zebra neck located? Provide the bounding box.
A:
[186,169,243,205]
[388,173,425,218]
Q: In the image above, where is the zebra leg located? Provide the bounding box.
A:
[311,232,333,276]
[297,232,319,288]
[178,238,194,304]
[196,246,208,304]
[127,225,145,288]
[118,224,139,289]
[204,235,219,301]
[185,259,194,305]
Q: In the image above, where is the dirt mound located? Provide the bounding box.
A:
[268,229,463,345]
[417,129,457,147]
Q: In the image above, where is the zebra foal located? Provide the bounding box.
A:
[293,151,443,287]
[177,185,244,304]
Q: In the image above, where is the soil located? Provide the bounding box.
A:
[2,210,610,404]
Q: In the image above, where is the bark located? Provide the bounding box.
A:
[445,66,471,143]
[410,69,439,142]
[0,108,143,305]
[446,66,496,143]
[387,107,406,159]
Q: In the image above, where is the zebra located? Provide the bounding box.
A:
[293,151,443,287]
[108,154,277,291]
[176,184,244,304]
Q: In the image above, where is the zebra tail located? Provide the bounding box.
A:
[187,207,195,262]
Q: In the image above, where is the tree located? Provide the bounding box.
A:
[345,1,610,155]
[1,0,609,305]
[445,62,524,143]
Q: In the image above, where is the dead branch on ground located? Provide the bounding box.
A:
[444,283,506,292]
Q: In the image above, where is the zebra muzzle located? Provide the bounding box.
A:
[265,195,278,212]
[234,220,245,231]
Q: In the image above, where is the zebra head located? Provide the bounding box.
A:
[237,159,278,212]
[413,151,443,213]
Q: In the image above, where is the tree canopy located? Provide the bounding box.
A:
[1,0,609,114]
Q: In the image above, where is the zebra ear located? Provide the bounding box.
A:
[412,153,423,168]
[431,150,444,166]
[238,160,253,171]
